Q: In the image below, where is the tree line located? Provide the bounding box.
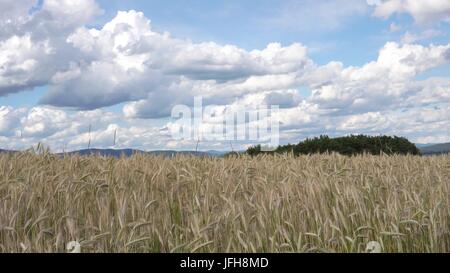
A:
[246,135,420,156]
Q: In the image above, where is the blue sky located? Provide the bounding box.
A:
[2,0,448,106]
[0,0,450,151]
[96,0,394,65]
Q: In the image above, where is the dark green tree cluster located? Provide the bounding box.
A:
[247,135,420,156]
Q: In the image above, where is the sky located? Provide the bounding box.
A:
[0,0,450,152]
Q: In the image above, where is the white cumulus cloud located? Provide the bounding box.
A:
[371,0,450,25]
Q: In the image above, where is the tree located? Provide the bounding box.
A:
[246,135,420,156]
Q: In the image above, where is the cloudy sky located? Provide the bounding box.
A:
[0,0,449,152]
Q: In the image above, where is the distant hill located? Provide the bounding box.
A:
[63,148,227,158]
[248,135,421,156]
[0,149,16,154]
[0,148,228,157]
[415,143,433,148]
[64,148,139,157]
[419,143,450,155]
[2,144,449,157]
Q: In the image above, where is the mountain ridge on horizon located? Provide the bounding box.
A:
[0,148,230,157]
[1,142,450,157]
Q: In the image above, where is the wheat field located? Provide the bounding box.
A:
[0,151,449,253]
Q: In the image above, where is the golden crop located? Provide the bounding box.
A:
[0,152,449,253]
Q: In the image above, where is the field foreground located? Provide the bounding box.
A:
[0,152,449,253]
